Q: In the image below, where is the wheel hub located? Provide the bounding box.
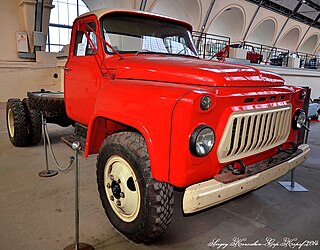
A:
[104,155,141,222]
[111,181,121,199]
[7,108,14,137]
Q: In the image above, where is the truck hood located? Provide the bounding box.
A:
[114,55,284,87]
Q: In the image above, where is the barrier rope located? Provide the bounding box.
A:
[43,118,74,172]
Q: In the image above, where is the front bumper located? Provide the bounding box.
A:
[183,144,310,214]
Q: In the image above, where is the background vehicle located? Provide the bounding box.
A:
[6,9,309,243]
[308,99,320,120]
[270,52,288,66]
[304,57,319,69]
[230,43,263,63]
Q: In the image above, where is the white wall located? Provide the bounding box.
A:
[255,65,320,100]
[150,0,201,31]
[247,18,276,45]
[85,0,137,10]
[0,0,25,61]
[0,65,62,102]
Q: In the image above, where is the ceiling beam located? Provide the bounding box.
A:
[304,0,320,12]
[272,0,303,47]
[296,12,320,51]
[196,0,216,48]
[246,0,319,28]
[139,0,147,11]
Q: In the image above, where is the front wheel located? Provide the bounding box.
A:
[96,132,174,243]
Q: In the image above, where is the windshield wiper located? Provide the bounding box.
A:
[135,50,198,58]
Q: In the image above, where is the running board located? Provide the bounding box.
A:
[61,123,87,152]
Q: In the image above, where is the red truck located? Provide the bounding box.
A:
[6,9,310,243]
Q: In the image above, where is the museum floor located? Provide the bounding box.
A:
[0,102,319,250]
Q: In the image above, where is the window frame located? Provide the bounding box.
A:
[47,0,89,52]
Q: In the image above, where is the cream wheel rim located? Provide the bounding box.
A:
[104,155,141,222]
[8,109,14,137]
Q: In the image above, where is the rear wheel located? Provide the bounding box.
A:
[6,99,28,147]
[96,132,174,243]
[22,98,42,145]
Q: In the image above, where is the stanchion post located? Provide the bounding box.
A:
[39,113,58,178]
[290,169,295,188]
[64,141,94,250]
[74,141,80,250]
[278,168,308,192]
[305,118,311,144]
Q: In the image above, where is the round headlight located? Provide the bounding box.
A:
[190,125,215,157]
[292,109,306,130]
[200,96,211,110]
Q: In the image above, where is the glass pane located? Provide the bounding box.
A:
[102,14,198,56]
[50,45,62,52]
[58,2,69,25]
[50,3,59,24]
[60,28,70,45]
[68,29,72,42]
[79,6,89,15]
[79,1,87,7]
[68,4,77,26]
[47,0,89,51]
[49,26,60,44]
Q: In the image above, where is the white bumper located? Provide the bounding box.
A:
[183,144,310,214]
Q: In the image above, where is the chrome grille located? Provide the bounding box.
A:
[217,105,292,163]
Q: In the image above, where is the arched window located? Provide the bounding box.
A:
[46,0,89,52]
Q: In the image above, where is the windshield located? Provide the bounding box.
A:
[101,13,198,57]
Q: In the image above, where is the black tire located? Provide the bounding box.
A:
[22,98,42,145]
[22,97,30,109]
[96,132,174,243]
[27,90,73,127]
[6,98,28,147]
[27,110,42,145]
[27,90,66,116]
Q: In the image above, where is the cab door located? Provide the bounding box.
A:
[64,16,102,125]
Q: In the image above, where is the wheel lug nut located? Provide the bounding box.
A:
[106,183,111,188]
[110,175,114,180]
[110,195,114,201]
[120,192,125,198]
[116,200,121,206]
